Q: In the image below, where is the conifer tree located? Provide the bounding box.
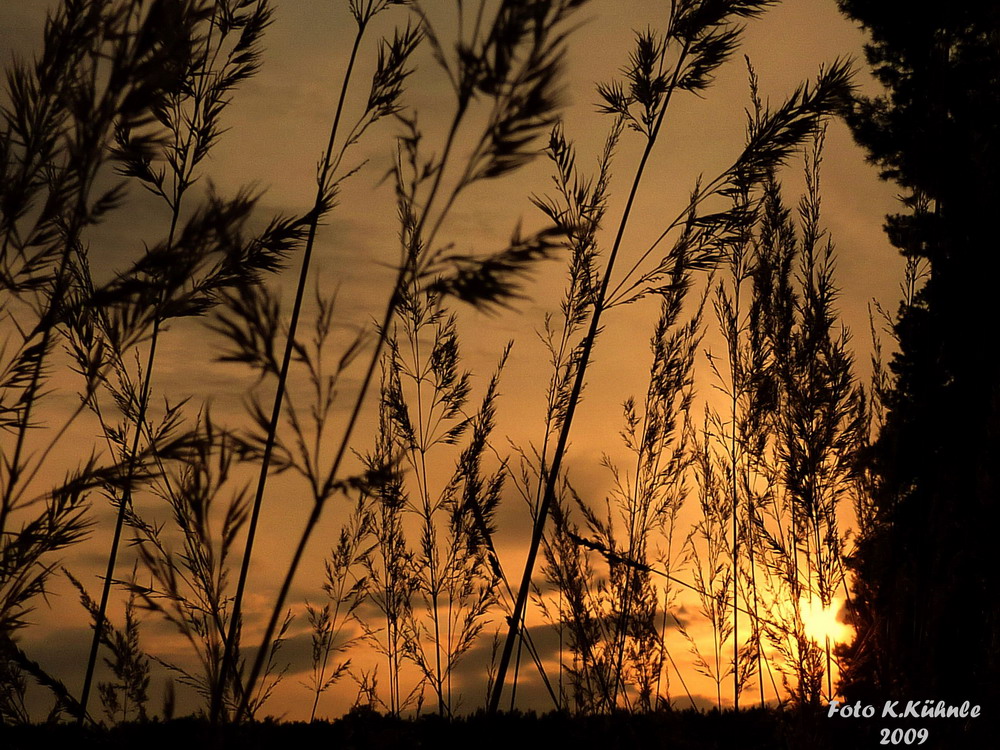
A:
[836,2,1000,707]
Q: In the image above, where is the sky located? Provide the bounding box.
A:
[0,0,903,722]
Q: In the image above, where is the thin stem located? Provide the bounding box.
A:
[236,267,404,720]
[236,6,488,717]
[408,301,447,716]
[731,259,742,711]
[79,1,224,714]
[78,317,163,723]
[747,502,765,708]
[0,233,76,537]
[489,39,691,713]
[216,21,367,722]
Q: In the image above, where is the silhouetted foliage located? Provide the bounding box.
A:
[3,0,940,731]
[836,2,1000,710]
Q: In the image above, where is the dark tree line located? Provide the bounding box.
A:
[836,2,1000,709]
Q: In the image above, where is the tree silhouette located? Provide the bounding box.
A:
[836,2,1000,708]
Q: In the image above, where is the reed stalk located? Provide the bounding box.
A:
[1,0,235,720]
[214,0,419,721]
[233,0,584,719]
[491,0,853,711]
[70,1,281,723]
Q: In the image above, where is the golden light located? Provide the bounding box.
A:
[800,597,853,645]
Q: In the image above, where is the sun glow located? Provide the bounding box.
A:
[800,597,853,645]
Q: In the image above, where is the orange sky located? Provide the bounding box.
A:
[1,0,901,721]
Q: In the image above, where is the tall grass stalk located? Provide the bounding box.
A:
[513,120,621,711]
[66,566,150,724]
[78,0,277,723]
[0,0,231,720]
[369,292,508,715]
[682,418,735,708]
[748,129,864,705]
[698,63,775,709]
[491,0,853,711]
[360,393,419,715]
[121,410,295,718]
[232,0,584,719]
[523,124,702,711]
[304,494,372,721]
[606,287,701,709]
[215,0,419,721]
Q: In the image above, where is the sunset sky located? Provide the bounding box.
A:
[1,0,903,721]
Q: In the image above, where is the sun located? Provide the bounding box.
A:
[800,597,853,645]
